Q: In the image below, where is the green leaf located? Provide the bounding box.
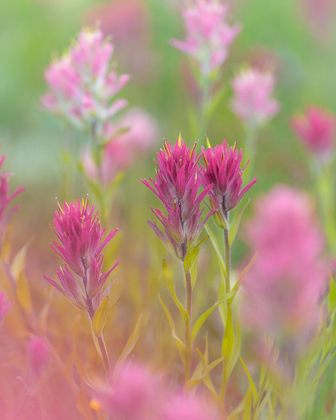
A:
[240,357,258,402]
[229,252,258,303]
[229,199,250,246]
[205,224,227,278]
[162,260,188,324]
[183,236,208,273]
[92,297,109,337]
[328,276,336,315]
[158,294,185,363]
[222,305,234,359]
[243,388,253,420]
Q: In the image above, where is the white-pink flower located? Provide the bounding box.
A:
[41,28,130,139]
[231,68,279,127]
[171,0,241,75]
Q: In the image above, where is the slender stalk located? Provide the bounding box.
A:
[184,270,193,382]
[198,75,211,138]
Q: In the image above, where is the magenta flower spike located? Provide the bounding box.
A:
[0,154,25,247]
[231,68,279,128]
[291,106,336,158]
[0,291,12,325]
[44,198,119,317]
[41,27,130,140]
[200,140,257,221]
[171,0,241,75]
[142,136,213,261]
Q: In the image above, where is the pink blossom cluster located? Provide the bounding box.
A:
[242,186,326,346]
[291,106,335,158]
[41,28,129,140]
[171,0,241,75]
[94,363,218,420]
[231,68,279,127]
[44,199,119,317]
[82,107,159,186]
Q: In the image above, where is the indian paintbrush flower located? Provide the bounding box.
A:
[200,140,256,224]
[231,67,279,128]
[291,106,336,158]
[171,0,241,76]
[142,136,213,261]
[43,198,119,318]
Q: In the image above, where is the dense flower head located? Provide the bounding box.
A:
[242,186,326,346]
[44,199,118,315]
[163,393,218,420]
[41,27,130,139]
[82,107,159,186]
[291,106,336,157]
[171,0,241,75]
[28,337,49,379]
[0,291,12,325]
[0,155,25,245]
[200,140,257,217]
[231,68,279,127]
[95,364,164,420]
[142,136,213,260]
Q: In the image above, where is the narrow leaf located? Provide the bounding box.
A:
[229,199,250,246]
[92,296,109,337]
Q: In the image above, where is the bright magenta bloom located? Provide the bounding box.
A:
[95,364,163,420]
[28,337,49,379]
[142,137,213,260]
[44,199,119,317]
[41,28,129,139]
[0,155,25,246]
[242,186,326,345]
[231,68,279,127]
[171,0,241,75]
[0,291,12,325]
[200,140,256,217]
[291,106,335,157]
[163,393,218,420]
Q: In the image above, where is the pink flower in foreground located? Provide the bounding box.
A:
[95,364,163,420]
[291,107,335,157]
[142,136,213,260]
[200,140,256,223]
[44,199,119,317]
[171,0,241,75]
[242,186,326,346]
[231,68,279,127]
[41,28,130,140]
[28,337,49,379]
[163,393,218,420]
[0,291,12,325]
[0,155,25,245]
[82,108,159,186]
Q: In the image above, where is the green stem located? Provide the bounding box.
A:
[198,75,211,138]
[184,269,193,383]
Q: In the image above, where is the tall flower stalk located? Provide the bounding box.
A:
[200,139,256,407]
[44,198,119,375]
[142,135,213,381]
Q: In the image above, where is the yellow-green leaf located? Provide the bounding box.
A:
[17,271,33,313]
[240,357,258,402]
[205,224,227,278]
[229,199,250,246]
[92,297,109,337]
[243,388,253,420]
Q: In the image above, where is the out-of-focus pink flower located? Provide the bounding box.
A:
[82,108,159,186]
[242,186,326,345]
[0,155,25,246]
[231,68,279,127]
[142,137,213,260]
[163,393,218,420]
[28,336,49,379]
[200,140,256,224]
[291,107,335,158]
[171,0,241,75]
[41,28,130,140]
[301,0,336,39]
[0,291,12,325]
[95,364,163,420]
[44,199,119,317]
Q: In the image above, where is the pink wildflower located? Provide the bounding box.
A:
[0,291,12,325]
[142,136,213,260]
[291,106,335,158]
[200,140,256,223]
[95,364,163,420]
[43,199,119,317]
[0,155,25,247]
[171,0,241,75]
[231,68,279,127]
[242,186,326,346]
[28,337,49,379]
[163,393,218,420]
[41,28,130,140]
